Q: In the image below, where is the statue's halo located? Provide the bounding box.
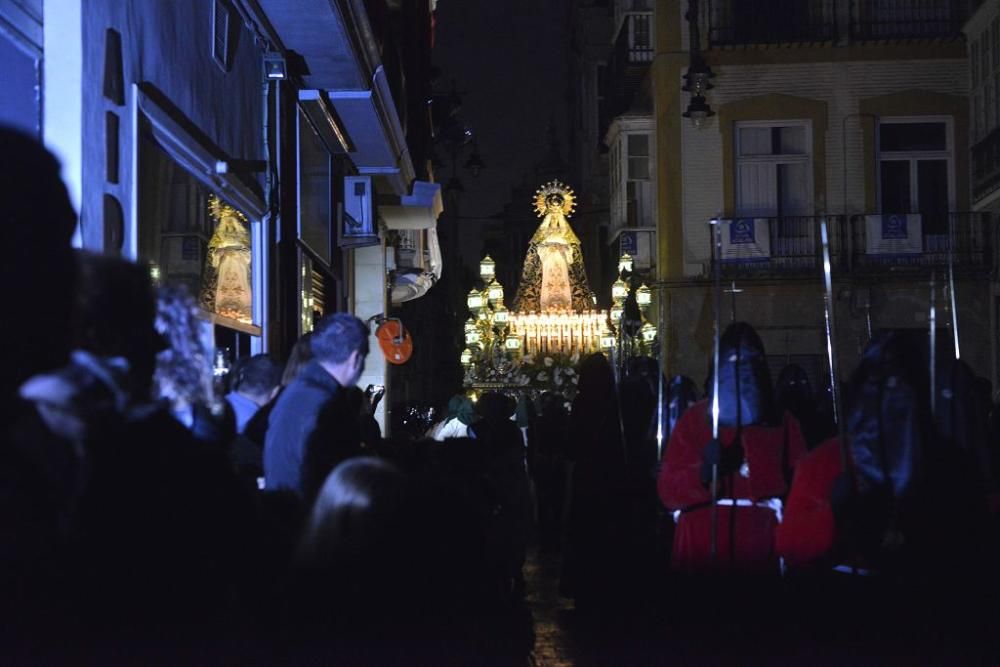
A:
[533,180,576,219]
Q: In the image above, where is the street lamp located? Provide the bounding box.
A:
[479,255,496,280]
[682,0,715,128]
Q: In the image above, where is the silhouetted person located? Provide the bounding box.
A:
[775,364,825,449]
[562,353,634,610]
[531,392,570,552]
[468,392,533,596]
[0,128,79,645]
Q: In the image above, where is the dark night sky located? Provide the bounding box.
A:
[432,0,571,220]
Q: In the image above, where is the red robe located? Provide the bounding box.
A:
[658,400,807,575]
[774,438,842,570]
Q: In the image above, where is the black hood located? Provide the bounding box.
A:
[667,375,699,437]
[710,322,777,427]
[845,330,930,501]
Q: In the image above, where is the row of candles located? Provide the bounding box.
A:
[507,310,611,356]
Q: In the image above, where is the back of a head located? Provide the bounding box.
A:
[154,284,214,409]
[576,352,615,400]
[281,333,314,386]
[297,458,409,602]
[712,321,776,426]
[1,128,78,402]
[234,354,281,398]
[775,364,814,414]
[311,313,369,364]
[75,253,158,399]
[475,391,516,424]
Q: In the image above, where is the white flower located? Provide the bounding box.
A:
[544,357,554,367]
[570,352,580,363]
[522,354,534,365]
[566,368,575,376]
[536,371,548,381]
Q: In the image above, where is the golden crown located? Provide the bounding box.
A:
[533,180,576,219]
[208,194,248,223]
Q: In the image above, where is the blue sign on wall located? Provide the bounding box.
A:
[882,214,908,239]
[730,218,757,244]
[620,231,637,256]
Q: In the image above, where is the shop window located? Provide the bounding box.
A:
[138,128,255,328]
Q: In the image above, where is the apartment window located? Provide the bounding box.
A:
[629,13,652,50]
[973,40,980,89]
[212,0,236,72]
[993,18,1000,69]
[878,118,953,235]
[987,80,996,136]
[734,121,812,218]
[626,133,652,226]
[985,27,993,81]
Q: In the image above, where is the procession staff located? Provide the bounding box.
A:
[709,218,723,558]
[656,285,666,460]
[930,271,937,415]
[948,214,961,359]
[819,218,847,472]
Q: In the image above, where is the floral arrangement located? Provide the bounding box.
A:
[465,350,581,401]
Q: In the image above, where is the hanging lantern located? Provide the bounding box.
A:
[465,329,481,346]
[487,279,504,304]
[610,304,624,322]
[467,287,484,312]
[479,255,496,280]
[460,348,474,366]
[640,321,657,343]
[494,303,509,324]
[505,332,522,350]
[636,283,652,308]
[618,253,634,275]
[612,277,628,303]
[600,330,616,350]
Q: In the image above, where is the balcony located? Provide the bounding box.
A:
[973,127,1000,203]
[847,212,990,272]
[709,213,992,277]
[850,0,969,41]
[603,12,654,127]
[707,0,838,47]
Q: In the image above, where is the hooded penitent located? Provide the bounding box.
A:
[845,330,929,504]
[667,375,699,439]
[711,322,778,428]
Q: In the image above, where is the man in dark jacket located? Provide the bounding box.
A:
[264,314,370,499]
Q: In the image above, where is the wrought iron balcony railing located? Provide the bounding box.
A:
[847,212,991,272]
[707,0,838,47]
[708,215,843,276]
[850,0,969,41]
[708,213,992,277]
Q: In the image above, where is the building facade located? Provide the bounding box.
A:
[0,0,443,432]
[652,0,986,388]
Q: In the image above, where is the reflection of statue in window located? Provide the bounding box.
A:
[513,180,595,313]
[201,196,252,324]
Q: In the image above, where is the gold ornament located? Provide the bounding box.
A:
[208,194,248,225]
[533,180,576,219]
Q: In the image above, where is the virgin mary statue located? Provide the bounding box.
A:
[200,195,253,324]
[513,180,595,313]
